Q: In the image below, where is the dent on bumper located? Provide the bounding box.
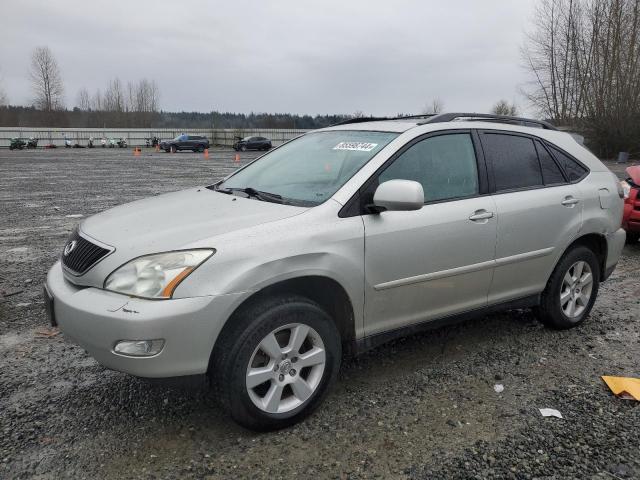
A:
[46,262,245,378]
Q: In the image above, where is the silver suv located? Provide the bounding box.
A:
[45,113,626,430]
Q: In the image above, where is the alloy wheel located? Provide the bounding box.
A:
[246,323,326,414]
[560,260,593,318]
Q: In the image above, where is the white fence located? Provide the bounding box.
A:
[0,127,310,148]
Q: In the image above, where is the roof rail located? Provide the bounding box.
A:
[419,113,557,130]
[331,117,390,126]
[330,114,436,127]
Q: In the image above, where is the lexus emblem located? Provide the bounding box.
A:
[63,240,77,257]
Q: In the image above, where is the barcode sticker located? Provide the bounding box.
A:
[333,142,378,152]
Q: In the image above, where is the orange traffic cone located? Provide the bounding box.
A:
[234,153,240,163]
[155,144,159,152]
[204,148,209,159]
[133,147,140,157]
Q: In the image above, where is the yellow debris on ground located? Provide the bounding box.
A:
[601,376,640,400]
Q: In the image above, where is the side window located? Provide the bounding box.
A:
[548,146,588,182]
[482,133,542,191]
[535,141,566,185]
[378,133,479,203]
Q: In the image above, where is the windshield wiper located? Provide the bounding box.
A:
[216,186,285,204]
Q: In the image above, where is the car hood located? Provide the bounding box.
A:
[80,187,307,257]
[627,166,640,185]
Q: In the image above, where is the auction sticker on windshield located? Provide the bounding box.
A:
[333,142,378,152]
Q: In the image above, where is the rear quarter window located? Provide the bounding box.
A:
[548,146,589,182]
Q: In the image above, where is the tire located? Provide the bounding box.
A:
[170,145,177,153]
[198,145,205,153]
[534,245,600,329]
[625,231,639,245]
[211,295,341,431]
[241,145,247,152]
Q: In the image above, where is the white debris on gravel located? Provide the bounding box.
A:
[539,408,563,418]
[494,384,505,393]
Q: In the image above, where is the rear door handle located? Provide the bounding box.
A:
[469,210,494,222]
[561,196,580,207]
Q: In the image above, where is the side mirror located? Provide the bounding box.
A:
[372,180,424,212]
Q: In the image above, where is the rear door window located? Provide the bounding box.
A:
[535,141,566,185]
[481,133,543,191]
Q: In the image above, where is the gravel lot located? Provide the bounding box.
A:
[1,148,639,479]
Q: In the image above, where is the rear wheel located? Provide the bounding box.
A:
[211,295,341,431]
[534,246,600,329]
[197,145,205,153]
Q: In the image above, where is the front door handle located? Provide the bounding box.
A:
[469,210,494,222]
[561,196,580,207]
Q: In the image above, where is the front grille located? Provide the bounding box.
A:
[61,230,111,275]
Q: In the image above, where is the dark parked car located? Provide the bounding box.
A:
[9,138,26,150]
[233,136,272,151]
[160,134,210,153]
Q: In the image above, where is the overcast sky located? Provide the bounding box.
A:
[0,0,538,117]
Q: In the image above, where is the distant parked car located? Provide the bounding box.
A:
[160,134,210,153]
[621,165,640,244]
[9,138,26,150]
[233,136,272,152]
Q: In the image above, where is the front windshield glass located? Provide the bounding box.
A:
[220,130,398,206]
[242,136,252,141]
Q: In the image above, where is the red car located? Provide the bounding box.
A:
[621,165,640,244]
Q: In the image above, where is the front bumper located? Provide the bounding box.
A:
[46,262,245,378]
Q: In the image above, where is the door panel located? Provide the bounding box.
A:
[488,185,582,303]
[478,130,584,304]
[363,196,497,335]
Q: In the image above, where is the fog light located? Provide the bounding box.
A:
[114,339,164,357]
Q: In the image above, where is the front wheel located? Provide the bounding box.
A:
[240,145,247,152]
[534,246,600,329]
[212,296,341,431]
[170,145,177,153]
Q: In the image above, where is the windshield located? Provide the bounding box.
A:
[242,136,252,141]
[219,131,398,206]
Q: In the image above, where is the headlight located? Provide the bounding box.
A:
[104,249,214,299]
[619,180,630,199]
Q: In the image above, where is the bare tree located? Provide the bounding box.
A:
[76,88,91,111]
[522,0,640,156]
[91,89,103,111]
[491,100,519,116]
[0,79,7,107]
[103,78,125,112]
[423,98,444,114]
[28,46,64,111]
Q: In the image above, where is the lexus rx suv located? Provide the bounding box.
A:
[45,113,626,430]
